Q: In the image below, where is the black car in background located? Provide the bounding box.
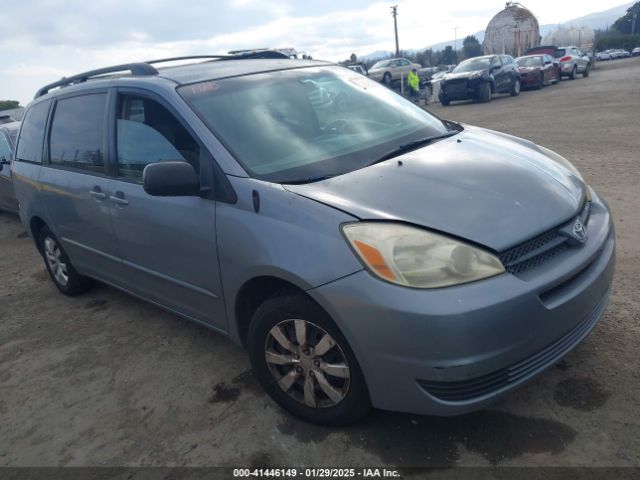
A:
[439,55,521,105]
[0,121,20,214]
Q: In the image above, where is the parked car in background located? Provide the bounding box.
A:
[633,47,640,57]
[525,45,559,57]
[368,57,422,85]
[0,121,20,214]
[557,46,590,79]
[439,54,520,105]
[596,50,612,61]
[619,49,631,58]
[516,54,560,88]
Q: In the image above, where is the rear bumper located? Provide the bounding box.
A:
[308,191,615,415]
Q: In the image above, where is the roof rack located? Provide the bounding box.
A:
[34,52,294,98]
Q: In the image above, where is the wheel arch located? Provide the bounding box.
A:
[234,275,315,348]
[29,216,48,253]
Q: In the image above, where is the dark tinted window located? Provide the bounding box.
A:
[15,100,51,163]
[50,94,106,172]
[0,132,12,160]
[116,95,199,180]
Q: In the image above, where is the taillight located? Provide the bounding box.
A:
[559,56,571,62]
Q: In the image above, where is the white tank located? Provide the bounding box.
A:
[483,2,540,57]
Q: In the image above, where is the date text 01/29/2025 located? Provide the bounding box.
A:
[233,468,401,478]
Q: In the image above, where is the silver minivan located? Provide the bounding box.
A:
[13,56,615,424]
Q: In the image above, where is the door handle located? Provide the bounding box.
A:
[109,192,129,206]
[89,187,107,200]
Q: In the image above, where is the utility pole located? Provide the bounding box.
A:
[453,26,459,63]
[391,5,400,57]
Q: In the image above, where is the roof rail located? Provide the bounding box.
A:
[34,52,294,98]
[34,62,158,98]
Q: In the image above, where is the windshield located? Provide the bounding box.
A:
[179,66,452,183]
[517,56,542,67]
[453,58,491,73]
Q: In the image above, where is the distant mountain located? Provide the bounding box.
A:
[360,1,633,60]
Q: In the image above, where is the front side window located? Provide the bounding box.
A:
[179,66,452,183]
[49,94,106,172]
[116,95,200,180]
[15,100,51,164]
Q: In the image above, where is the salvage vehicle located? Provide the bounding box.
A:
[557,46,590,79]
[0,121,20,214]
[439,55,520,105]
[13,56,615,425]
[368,58,422,85]
[515,54,560,88]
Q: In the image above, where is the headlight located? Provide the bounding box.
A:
[342,223,505,288]
[537,145,584,182]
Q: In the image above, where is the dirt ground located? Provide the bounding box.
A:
[1,58,639,471]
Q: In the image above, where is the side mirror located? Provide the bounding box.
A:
[0,157,9,172]
[142,161,200,197]
[544,61,551,65]
[492,65,500,71]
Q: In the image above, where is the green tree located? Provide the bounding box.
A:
[440,46,456,65]
[462,35,483,59]
[0,100,20,110]
[613,2,640,34]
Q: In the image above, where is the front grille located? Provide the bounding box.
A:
[418,288,608,402]
[498,201,591,275]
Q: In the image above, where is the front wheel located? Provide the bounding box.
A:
[569,65,577,80]
[510,78,521,96]
[247,292,371,425]
[382,72,392,86]
[439,95,450,106]
[38,226,92,296]
[582,65,590,77]
[535,72,544,89]
[477,82,491,102]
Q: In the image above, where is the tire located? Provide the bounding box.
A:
[569,65,577,80]
[535,72,543,89]
[582,65,590,78]
[439,95,450,106]
[477,82,491,102]
[510,78,521,96]
[247,291,371,425]
[382,72,392,86]
[38,226,92,296]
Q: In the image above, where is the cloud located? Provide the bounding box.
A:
[0,0,630,104]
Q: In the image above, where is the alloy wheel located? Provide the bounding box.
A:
[44,237,69,286]
[265,319,350,408]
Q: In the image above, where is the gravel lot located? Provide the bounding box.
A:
[1,58,639,470]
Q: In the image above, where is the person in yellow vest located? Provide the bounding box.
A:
[407,68,420,102]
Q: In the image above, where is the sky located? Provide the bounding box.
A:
[0,0,628,105]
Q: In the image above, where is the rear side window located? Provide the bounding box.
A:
[49,93,106,173]
[15,100,51,163]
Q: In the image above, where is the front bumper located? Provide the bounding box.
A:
[308,191,615,415]
[440,79,483,100]
[519,72,540,86]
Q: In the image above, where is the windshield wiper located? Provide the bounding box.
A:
[281,174,337,185]
[370,131,459,165]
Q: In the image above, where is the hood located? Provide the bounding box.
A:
[444,70,485,81]
[284,126,585,252]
